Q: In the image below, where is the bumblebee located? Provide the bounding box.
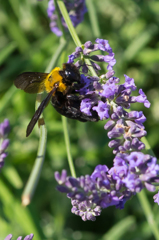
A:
[14,63,99,137]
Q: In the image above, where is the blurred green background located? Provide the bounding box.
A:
[0,0,159,239]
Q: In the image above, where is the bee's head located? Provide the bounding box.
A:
[60,63,81,85]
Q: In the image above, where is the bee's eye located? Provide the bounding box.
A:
[65,70,70,78]
[65,70,78,82]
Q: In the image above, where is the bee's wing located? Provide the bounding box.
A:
[26,86,57,137]
[14,72,49,93]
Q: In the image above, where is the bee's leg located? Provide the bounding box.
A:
[72,82,84,90]
[66,94,85,101]
[62,86,72,95]
[65,95,99,122]
[67,104,99,122]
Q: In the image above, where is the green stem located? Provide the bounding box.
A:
[137,137,158,239]
[22,98,47,205]
[22,40,67,205]
[57,0,98,77]
[142,136,155,157]
[86,0,101,38]
[62,116,76,178]
[53,2,76,178]
[46,38,66,73]
[57,0,81,47]
[54,0,66,39]
[137,190,159,240]
[0,85,17,113]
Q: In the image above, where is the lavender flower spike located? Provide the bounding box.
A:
[0,119,10,169]
[47,0,87,36]
[68,39,151,154]
[68,38,116,75]
[54,38,154,221]
[55,151,159,221]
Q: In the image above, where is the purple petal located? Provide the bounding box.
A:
[92,101,110,120]
[4,234,13,240]
[154,192,159,205]
[80,99,92,116]
[124,75,136,91]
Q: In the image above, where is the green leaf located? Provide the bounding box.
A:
[101,216,136,240]
[3,165,23,189]
[123,25,158,61]
[0,42,17,65]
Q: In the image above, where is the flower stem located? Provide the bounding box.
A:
[57,0,97,178]
[57,0,81,47]
[54,0,66,39]
[137,190,159,240]
[142,136,155,157]
[0,85,16,113]
[22,40,67,205]
[46,38,66,73]
[50,2,76,178]
[57,0,98,77]
[86,0,101,38]
[22,100,47,205]
[62,116,76,178]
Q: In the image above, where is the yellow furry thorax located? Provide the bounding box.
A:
[44,67,67,94]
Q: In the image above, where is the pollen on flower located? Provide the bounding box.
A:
[116,123,124,129]
[124,95,129,101]
[125,130,132,138]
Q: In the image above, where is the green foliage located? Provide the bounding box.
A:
[0,0,159,239]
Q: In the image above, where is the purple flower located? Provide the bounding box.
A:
[68,38,116,74]
[0,119,10,137]
[154,192,159,205]
[100,82,118,99]
[78,74,94,95]
[91,164,109,180]
[47,0,87,36]
[74,45,149,154]
[86,81,148,155]
[4,234,34,240]
[53,38,156,221]
[95,39,112,53]
[126,152,145,169]
[55,169,67,184]
[131,89,151,108]
[122,173,143,192]
[124,75,136,91]
[55,151,159,221]
[80,98,93,116]
[92,101,110,120]
[67,38,151,156]
[71,199,101,221]
[55,167,121,221]
[0,119,10,170]
[1,139,9,152]
[54,149,159,221]
[104,53,116,70]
